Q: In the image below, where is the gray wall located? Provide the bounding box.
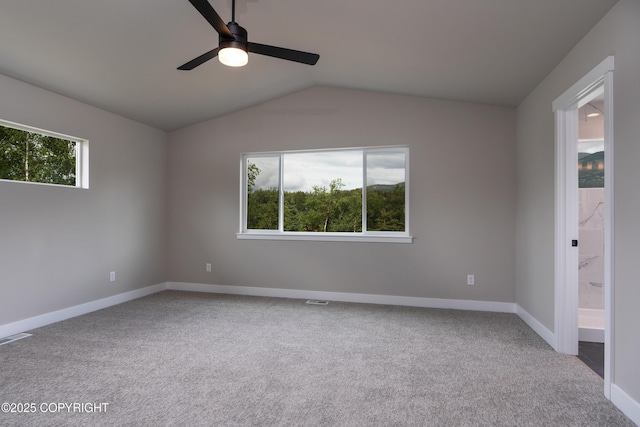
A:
[167,87,516,303]
[515,0,640,403]
[0,74,168,325]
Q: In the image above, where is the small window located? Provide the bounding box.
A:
[240,146,411,243]
[0,119,88,188]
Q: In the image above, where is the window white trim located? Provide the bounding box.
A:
[0,119,89,189]
[236,232,412,243]
[76,135,90,189]
[239,145,412,243]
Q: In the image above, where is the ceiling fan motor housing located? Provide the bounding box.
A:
[220,22,248,51]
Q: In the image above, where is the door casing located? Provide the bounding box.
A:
[553,56,614,398]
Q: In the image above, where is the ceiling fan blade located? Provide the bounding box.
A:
[248,43,319,65]
[188,0,233,39]
[177,47,220,70]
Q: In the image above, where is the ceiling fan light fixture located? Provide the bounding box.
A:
[219,47,248,67]
[177,1,319,71]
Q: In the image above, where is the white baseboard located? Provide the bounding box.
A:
[611,384,640,426]
[2,280,636,426]
[0,281,517,339]
[578,327,605,343]
[166,282,517,313]
[515,304,556,349]
[0,283,167,338]
[1,282,552,349]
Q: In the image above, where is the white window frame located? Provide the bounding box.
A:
[238,146,412,243]
[0,119,89,189]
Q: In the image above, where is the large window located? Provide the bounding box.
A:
[0,119,88,188]
[240,146,411,242]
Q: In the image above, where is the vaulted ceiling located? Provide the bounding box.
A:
[0,0,617,131]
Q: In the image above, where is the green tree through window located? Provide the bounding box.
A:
[0,123,78,186]
[243,147,408,237]
[246,157,279,229]
[283,178,363,232]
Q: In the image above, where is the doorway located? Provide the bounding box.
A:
[553,56,614,398]
[577,96,605,378]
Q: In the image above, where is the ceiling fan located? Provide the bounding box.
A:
[178,0,320,69]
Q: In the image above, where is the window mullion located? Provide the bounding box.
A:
[404,147,409,235]
[241,156,247,232]
[362,150,367,233]
[75,141,82,188]
[278,154,284,232]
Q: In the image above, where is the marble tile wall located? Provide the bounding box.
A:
[579,188,605,310]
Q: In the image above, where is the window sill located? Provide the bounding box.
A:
[0,178,86,189]
[237,232,413,243]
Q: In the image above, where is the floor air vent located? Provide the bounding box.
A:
[0,333,32,346]
[306,300,329,305]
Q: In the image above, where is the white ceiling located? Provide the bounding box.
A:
[0,0,617,131]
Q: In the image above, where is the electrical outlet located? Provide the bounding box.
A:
[467,274,475,285]
[110,271,116,282]
[206,263,212,272]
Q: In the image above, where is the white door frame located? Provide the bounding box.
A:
[553,56,614,398]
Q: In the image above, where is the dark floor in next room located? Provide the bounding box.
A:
[578,341,604,379]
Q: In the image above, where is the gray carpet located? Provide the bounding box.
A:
[0,291,634,426]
